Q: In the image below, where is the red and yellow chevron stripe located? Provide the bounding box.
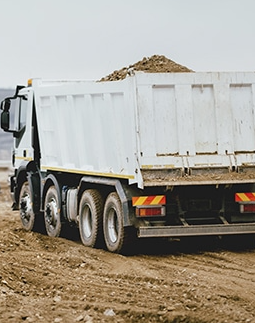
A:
[132,195,166,206]
[235,192,255,202]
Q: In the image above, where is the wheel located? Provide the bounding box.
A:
[19,182,36,231]
[19,181,45,233]
[103,192,135,253]
[44,186,62,237]
[79,189,103,248]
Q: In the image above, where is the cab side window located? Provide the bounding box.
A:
[19,96,28,130]
[15,96,28,148]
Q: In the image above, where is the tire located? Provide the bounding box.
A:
[19,182,36,231]
[44,186,62,237]
[79,189,103,248]
[19,181,45,233]
[103,192,135,254]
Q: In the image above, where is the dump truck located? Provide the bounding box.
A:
[2,71,255,253]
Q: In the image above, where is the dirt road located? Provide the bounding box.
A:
[1,169,255,323]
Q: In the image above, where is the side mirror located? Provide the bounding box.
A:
[1,110,10,131]
[1,99,11,112]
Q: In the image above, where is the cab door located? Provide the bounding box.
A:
[13,89,34,169]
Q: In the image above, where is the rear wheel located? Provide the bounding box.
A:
[103,192,135,254]
[79,189,103,248]
[44,186,62,237]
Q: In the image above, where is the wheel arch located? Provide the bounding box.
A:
[14,161,42,216]
[77,178,111,208]
[42,174,62,212]
[14,164,28,205]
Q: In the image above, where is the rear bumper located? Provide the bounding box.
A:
[138,223,255,238]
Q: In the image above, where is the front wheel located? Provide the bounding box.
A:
[103,192,135,254]
[19,182,36,231]
[44,186,62,237]
[19,181,45,233]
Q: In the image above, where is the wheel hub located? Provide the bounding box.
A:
[20,195,32,221]
[45,199,58,227]
[83,205,92,238]
[108,209,118,243]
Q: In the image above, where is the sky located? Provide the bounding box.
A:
[0,0,254,88]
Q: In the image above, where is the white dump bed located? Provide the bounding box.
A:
[33,72,255,188]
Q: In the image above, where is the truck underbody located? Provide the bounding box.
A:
[10,163,255,253]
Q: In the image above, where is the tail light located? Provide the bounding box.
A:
[132,195,166,218]
[240,204,255,213]
[235,192,255,213]
[135,205,166,217]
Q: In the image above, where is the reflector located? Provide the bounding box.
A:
[132,195,166,206]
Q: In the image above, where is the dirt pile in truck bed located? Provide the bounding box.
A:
[99,55,193,81]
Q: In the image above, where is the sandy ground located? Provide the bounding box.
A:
[1,168,255,323]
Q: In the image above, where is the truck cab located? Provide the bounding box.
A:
[1,85,35,169]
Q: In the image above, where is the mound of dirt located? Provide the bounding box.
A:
[99,55,193,81]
